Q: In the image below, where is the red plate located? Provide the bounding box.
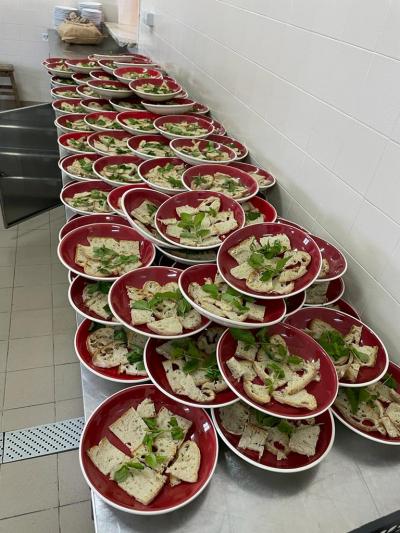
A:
[153,114,214,139]
[332,298,360,319]
[51,86,81,99]
[59,153,101,182]
[87,130,134,156]
[144,330,239,408]
[60,179,114,216]
[285,307,389,387]
[58,222,156,281]
[179,264,286,329]
[121,187,171,247]
[81,99,114,112]
[191,114,226,135]
[129,78,182,99]
[59,213,130,240]
[311,235,347,282]
[127,134,173,160]
[284,291,306,317]
[231,162,276,189]
[74,318,149,383]
[182,164,258,203]
[155,191,245,250]
[331,361,400,445]
[69,275,118,325]
[71,72,92,84]
[93,154,144,186]
[113,66,162,84]
[108,266,211,338]
[207,134,248,160]
[217,323,338,419]
[89,70,115,81]
[212,406,335,472]
[56,113,91,133]
[85,111,123,132]
[244,195,277,224]
[58,132,95,155]
[191,102,209,114]
[52,98,85,114]
[107,183,151,215]
[80,383,218,514]
[217,222,322,300]
[305,278,345,307]
[170,138,236,165]
[116,111,158,134]
[138,157,188,194]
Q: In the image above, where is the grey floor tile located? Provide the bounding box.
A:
[0,312,11,341]
[0,247,16,266]
[51,262,69,284]
[58,449,90,505]
[53,332,76,365]
[50,206,65,221]
[59,501,94,533]
[14,264,51,287]
[0,456,58,519]
[0,372,5,407]
[7,335,53,371]
[2,402,55,431]
[17,229,50,247]
[16,245,52,266]
[53,306,76,334]
[12,285,52,311]
[4,366,54,409]
[55,397,84,421]
[0,229,17,248]
[0,340,7,372]
[10,308,52,338]
[0,287,12,312]
[0,266,14,288]
[55,363,82,401]
[17,212,50,232]
[0,508,59,533]
[52,283,70,308]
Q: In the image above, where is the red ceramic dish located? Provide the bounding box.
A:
[69,277,117,325]
[244,196,277,224]
[155,191,245,250]
[153,114,214,140]
[108,266,211,338]
[107,183,151,215]
[231,162,276,189]
[43,57,65,66]
[93,154,144,187]
[217,323,338,419]
[217,222,322,300]
[127,134,173,160]
[76,84,103,99]
[59,153,101,182]
[58,132,95,156]
[60,180,114,216]
[114,56,157,67]
[66,58,98,72]
[80,99,114,113]
[179,263,286,328]
[331,361,400,445]
[284,307,389,387]
[121,187,171,247]
[71,72,92,84]
[59,213,130,240]
[311,235,347,282]
[192,115,226,135]
[52,98,85,115]
[129,78,182,101]
[85,111,123,132]
[170,138,236,166]
[79,383,219,514]
[74,318,149,383]
[182,164,258,203]
[113,66,162,84]
[192,102,209,115]
[284,291,306,317]
[144,332,239,408]
[276,217,309,232]
[58,222,156,281]
[141,98,196,115]
[116,111,158,135]
[87,130,134,156]
[305,278,345,307]
[212,406,335,472]
[45,61,73,77]
[208,134,248,160]
[51,86,81,99]
[87,80,134,98]
[138,157,188,194]
[331,298,360,319]
[109,97,146,113]
[55,113,91,133]
[89,71,115,81]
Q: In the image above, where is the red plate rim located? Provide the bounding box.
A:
[79,383,219,514]
[244,195,277,223]
[311,234,348,282]
[59,213,130,241]
[304,278,346,308]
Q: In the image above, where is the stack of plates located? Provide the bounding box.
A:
[81,7,103,26]
[53,5,78,28]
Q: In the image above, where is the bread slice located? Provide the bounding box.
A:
[87,437,130,476]
[109,407,148,453]
[166,441,201,483]
[117,466,166,505]
[289,424,320,456]
[283,360,320,395]
[238,422,267,458]
[226,357,256,381]
[243,380,271,404]
[136,399,156,419]
[147,317,182,336]
[235,340,257,361]
[273,389,317,411]
[219,402,249,435]
[156,406,192,442]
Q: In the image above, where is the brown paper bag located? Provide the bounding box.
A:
[58,20,104,44]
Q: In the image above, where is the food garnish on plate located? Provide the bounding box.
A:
[63,117,92,131]
[129,198,159,237]
[86,114,122,130]
[65,135,95,152]
[136,139,174,158]
[58,101,84,113]
[92,134,131,154]
[305,282,329,305]
[224,328,320,410]
[142,160,186,190]
[66,156,96,179]
[135,80,176,95]
[121,116,156,132]
[158,119,210,137]
[178,140,230,161]
[65,189,112,213]
[243,201,264,225]
[228,233,311,295]
[82,280,115,321]
[99,161,141,183]
[190,171,248,199]
[87,401,200,504]
[87,322,147,375]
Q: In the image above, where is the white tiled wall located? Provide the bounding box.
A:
[0,0,118,102]
[139,0,400,360]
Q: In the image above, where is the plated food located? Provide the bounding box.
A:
[212,401,335,472]
[117,111,158,135]
[46,60,73,77]
[242,196,277,225]
[179,264,286,328]
[51,86,81,100]
[138,157,188,194]
[208,134,248,160]
[217,324,338,418]
[60,214,130,241]
[89,71,115,81]
[285,307,389,386]
[58,222,155,281]
[55,113,92,133]
[61,180,113,215]
[88,131,133,156]
[170,139,236,166]
[93,155,143,186]
[85,112,123,132]
[72,72,92,84]
[66,58,98,72]
[332,362,400,444]
[75,319,149,382]
[81,99,114,112]
[141,97,195,115]
[110,98,146,112]
[311,235,347,282]
[108,267,210,338]
[217,223,321,299]
[231,162,276,190]
[128,135,175,160]
[60,153,100,181]
[130,78,182,102]
[113,66,162,83]
[107,183,151,215]
[155,191,245,250]
[304,278,345,307]
[87,80,133,99]
[154,115,213,140]
[328,299,360,319]
[145,327,239,407]
[182,164,258,202]
[58,132,95,157]
[77,84,102,99]
[52,99,85,116]
[80,384,218,514]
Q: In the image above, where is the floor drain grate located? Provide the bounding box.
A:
[2,417,85,463]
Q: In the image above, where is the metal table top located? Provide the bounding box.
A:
[48,28,128,59]
[79,364,399,533]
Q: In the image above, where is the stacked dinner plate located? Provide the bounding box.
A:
[53,5,78,28]
[81,8,102,26]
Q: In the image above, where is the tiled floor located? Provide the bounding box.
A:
[0,207,94,532]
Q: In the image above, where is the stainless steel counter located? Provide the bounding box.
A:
[48,28,129,59]
[79,364,399,533]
